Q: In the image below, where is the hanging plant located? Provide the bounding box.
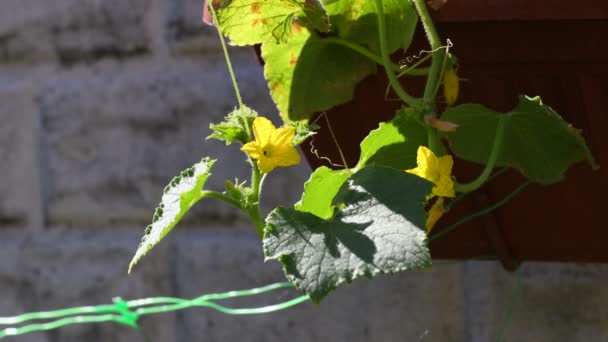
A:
[128,0,597,303]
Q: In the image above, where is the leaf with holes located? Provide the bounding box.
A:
[441,96,596,184]
[211,0,329,45]
[264,166,432,302]
[129,158,215,273]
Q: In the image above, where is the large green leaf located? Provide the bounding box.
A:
[295,166,350,219]
[442,96,596,184]
[323,0,417,53]
[129,158,215,272]
[263,26,376,121]
[264,166,432,302]
[357,108,427,170]
[262,0,417,121]
[212,0,329,45]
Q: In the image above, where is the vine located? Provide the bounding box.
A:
[126,0,595,303]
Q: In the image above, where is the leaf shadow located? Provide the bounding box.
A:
[332,221,376,263]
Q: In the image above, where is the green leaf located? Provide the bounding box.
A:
[129,158,215,273]
[323,0,417,53]
[263,26,376,121]
[296,0,331,32]
[442,96,596,184]
[264,166,432,302]
[295,166,350,219]
[357,108,427,170]
[207,106,257,145]
[261,1,417,121]
[212,0,329,46]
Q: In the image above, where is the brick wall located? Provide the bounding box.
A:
[1,1,607,341]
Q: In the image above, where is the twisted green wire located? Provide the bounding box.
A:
[0,282,309,339]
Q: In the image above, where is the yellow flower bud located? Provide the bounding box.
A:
[443,67,459,106]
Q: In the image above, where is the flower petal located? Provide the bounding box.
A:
[435,154,455,197]
[252,117,276,147]
[433,176,455,198]
[270,126,296,147]
[272,144,301,167]
[241,141,263,160]
[257,156,276,174]
[437,154,454,175]
[406,146,439,183]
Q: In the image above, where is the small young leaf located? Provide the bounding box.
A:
[264,166,432,302]
[357,109,427,170]
[129,158,215,273]
[289,121,318,145]
[212,0,329,46]
[295,166,350,219]
[442,96,597,184]
[208,106,258,145]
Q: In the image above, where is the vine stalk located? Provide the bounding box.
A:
[249,165,265,237]
[208,1,264,237]
[322,37,429,76]
[207,2,251,140]
[429,180,532,242]
[454,116,508,193]
[412,0,444,105]
[411,0,446,155]
[373,0,419,107]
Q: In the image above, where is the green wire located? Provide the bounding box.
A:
[0,282,309,339]
[0,314,127,338]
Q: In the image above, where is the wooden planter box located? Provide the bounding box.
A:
[301,1,608,269]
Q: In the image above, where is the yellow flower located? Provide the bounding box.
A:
[241,117,300,174]
[426,198,445,233]
[406,146,455,198]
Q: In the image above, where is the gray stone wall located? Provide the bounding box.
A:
[1,1,607,341]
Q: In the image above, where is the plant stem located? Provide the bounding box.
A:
[207,2,251,140]
[411,0,449,153]
[201,190,242,209]
[427,126,444,155]
[248,163,265,237]
[412,0,444,107]
[454,116,508,193]
[322,37,397,71]
[321,37,429,77]
[445,167,509,210]
[429,181,531,242]
[374,0,419,107]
